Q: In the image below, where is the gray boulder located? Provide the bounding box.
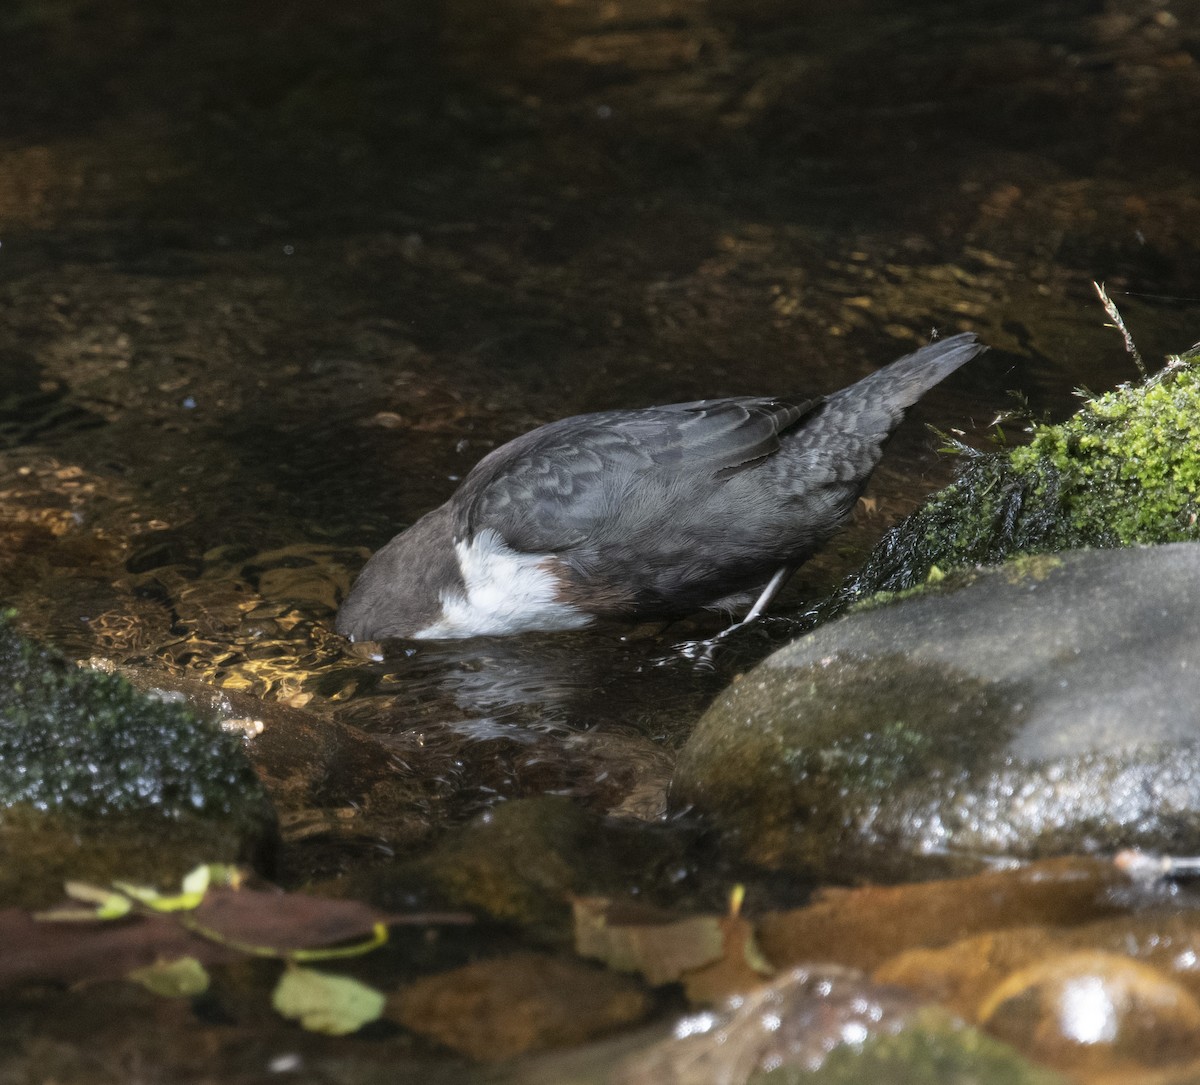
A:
[673,544,1200,881]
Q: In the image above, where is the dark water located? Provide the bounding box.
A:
[3,0,1200,868]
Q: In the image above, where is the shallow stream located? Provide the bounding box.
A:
[4,0,1200,1078]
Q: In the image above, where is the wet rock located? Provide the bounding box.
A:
[876,908,1200,1038]
[391,952,651,1061]
[615,965,1062,1085]
[673,544,1200,881]
[832,349,1200,608]
[0,614,275,907]
[347,796,691,939]
[977,951,1200,1072]
[614,964,919,1085]
[764,1008,1069,1085]
[390,797,597,933]
[757,858,1125,975]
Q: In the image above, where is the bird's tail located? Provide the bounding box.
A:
[827,331,986,417]
[773,332,986,486]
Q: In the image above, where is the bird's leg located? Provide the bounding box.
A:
[706,563,793,641]
[736,564,794,627]
[671,564,796,664]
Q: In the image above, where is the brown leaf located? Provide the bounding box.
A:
[0,908,241,986]
[680,912,774,1005]
[0,885,468,991]
[573,897,724,986]
[758,857,1124,974]
[188,886,390,951]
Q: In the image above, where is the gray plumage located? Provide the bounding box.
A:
[337,332,986,641]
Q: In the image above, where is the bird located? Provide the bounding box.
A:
[336,332,986,641]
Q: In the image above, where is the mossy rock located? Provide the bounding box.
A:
[753,1008,1067,1085]
[836,345,1200,605]
[0,613,276,906]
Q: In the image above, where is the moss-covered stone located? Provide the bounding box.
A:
[753,1008,1067,1085]
[837,346,1200,605]
[0,613,276,905]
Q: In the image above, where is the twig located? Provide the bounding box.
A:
[1093,280,1147,378]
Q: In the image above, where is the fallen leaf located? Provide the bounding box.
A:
[680,911,773,1005]
[3,878,469,990]
[0,908,241,986]
[573,897,724,986]
[128,956,210,998]
[186,886,394,953]
[272,965,385,1035]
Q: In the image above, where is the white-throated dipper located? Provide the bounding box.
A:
[337,332,985,641]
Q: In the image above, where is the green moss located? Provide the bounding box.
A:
[1009,361,1200,544]
[753,1008,1067,1084]
[830,347,1200,610]
[0,611,266,820]
[1000,553,1064,583]
[848,563,966,614]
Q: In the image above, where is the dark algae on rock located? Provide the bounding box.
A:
[0,614,263,816]
[0,612,275,905]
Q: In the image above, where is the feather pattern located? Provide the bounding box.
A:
[336,333,986,640]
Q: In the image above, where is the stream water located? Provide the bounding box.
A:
[3,0,1200,1077]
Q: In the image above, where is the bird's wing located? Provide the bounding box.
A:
[453,396,823,553]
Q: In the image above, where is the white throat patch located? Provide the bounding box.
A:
[413,529,593,639]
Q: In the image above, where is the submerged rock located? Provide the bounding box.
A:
[976,950,1200,1073]
[0,614,275,906]
[673,544,1200,881]
[774,1008,1068,1085]
[344,795,694,939]
[392,952,651,1061]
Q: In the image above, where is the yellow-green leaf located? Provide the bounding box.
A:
[48,882,134,920]
[272,966,385,1035]
[111,880,205,913]
[34,904,131,922]
[180,864,214,897]
[181,863,242,895]
[128,957,210,998]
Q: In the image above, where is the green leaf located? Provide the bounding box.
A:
[112,879,205,913]
[128,956,210,998]
[37,882,134,920]
[272,966,386,1035]
[180,864,214,897]
[181,863,242,895]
